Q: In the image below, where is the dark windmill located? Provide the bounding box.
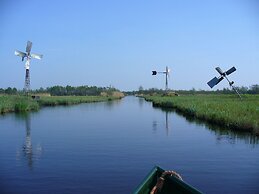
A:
[152,66,171,91]
[207,66,242,99]
[15,41,43,93]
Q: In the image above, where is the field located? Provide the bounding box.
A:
[0,95,122,114]
[144,94,259,135]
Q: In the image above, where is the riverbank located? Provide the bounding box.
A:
[0,95,123,114]
[144,94,259,135]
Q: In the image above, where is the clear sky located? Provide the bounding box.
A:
[0,0,258,91]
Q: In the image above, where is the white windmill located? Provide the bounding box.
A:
[152,66,171,91]
[15,41,43,93]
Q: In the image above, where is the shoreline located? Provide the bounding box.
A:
[0,95,123,114]
[143,94,259,135]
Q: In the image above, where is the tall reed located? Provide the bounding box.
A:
[144,94,259,135]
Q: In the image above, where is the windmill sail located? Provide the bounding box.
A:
[207,76,224,88]
[225,66,236,75]
[15,50,27,61]
[15,50,26,57]
[31,53,43,60]
[26,41,32,54]
[215,67,224,75]
[208,77,219,88]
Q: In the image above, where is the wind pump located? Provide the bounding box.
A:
[152,66,171,91]
[15,41,43,93]
[207,66,242,99]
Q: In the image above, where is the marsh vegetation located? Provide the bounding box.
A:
[144,94,259,135]
[0,94,123,114]
[0,95,39,113]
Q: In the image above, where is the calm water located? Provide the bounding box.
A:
[0,96,258,194]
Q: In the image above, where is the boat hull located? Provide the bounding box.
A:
[133,166,203,194]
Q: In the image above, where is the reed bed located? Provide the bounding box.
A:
[144,94,259,135]
[0,95,122,114]
[37,96,118,106]
[0,95,39,113]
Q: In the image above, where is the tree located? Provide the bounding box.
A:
[138,86,144,92]
[0,88,4,94]
[5,87,13,94]
[249,84,259,94]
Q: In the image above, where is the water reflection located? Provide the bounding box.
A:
[152,120,158,131]
[16,113,43,169]
[24,116,33,168]
[138,97,144,108]
[104,99,122,110]
[152,111,171,136]
[213,128,259,147]
[153,105,259,146]
[165,111,169,136]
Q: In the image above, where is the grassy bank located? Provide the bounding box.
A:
[37,96,120,106]
[144,94,259,135]
[0,95,39,113]
[0,95,123,114]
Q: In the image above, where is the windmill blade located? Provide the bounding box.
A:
[225,66,236,75]
[215,67,224,75]
[216,76,224,84]
[207,77,218,88]
[167,68,171,73]
[15,50,26,57]
[207,76,224,88]
[166,66,169,73]
[31,53,43,60]
[26,41,32,54]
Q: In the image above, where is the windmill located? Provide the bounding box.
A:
[207,66,242,99]
[15,41,43,93]
[152,66,171,91]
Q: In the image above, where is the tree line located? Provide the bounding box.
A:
[1,84,258,96]
[126,84,259,95]
[0,85,119,96]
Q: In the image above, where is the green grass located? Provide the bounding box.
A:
[0,95,39,113]
[0,95,122,114]
[144,94,259,135]
[37,96,119,106]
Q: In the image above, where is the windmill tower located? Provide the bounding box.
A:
[152,66,171,91]
[15,41,43,93]
[207,66,242,99]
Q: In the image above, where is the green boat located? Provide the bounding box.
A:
[134,166,203,194]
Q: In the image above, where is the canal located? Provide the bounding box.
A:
[0,96,258,193]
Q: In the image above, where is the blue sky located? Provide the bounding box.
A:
[0,0,258,91]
